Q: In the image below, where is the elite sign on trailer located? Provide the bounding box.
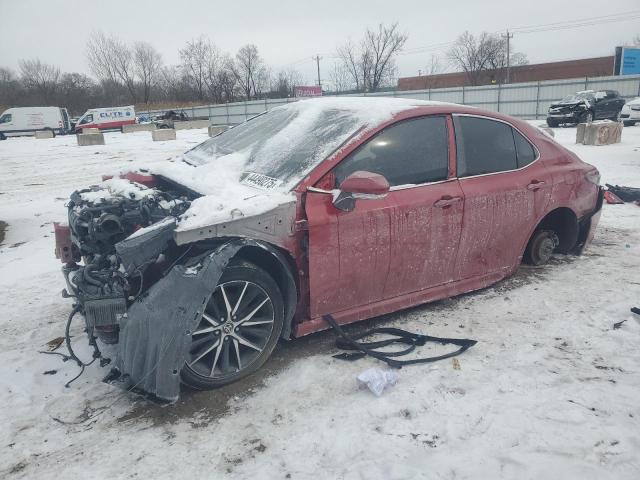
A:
[75,106,136,132]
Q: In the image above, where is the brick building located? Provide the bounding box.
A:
[398,56,615,91]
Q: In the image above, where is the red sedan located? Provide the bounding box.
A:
[57,98,603,399]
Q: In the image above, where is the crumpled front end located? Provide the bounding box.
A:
[55,174,297,401]
[56,175,208,400]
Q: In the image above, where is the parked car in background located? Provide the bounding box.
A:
[153,109,189,129]
[55,98,603,399]
[74,105,136,133]
[0,106,72,139]
[620,97,640,126]
[546,90,626,127]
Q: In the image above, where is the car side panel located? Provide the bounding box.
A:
[382,180,464,298]
[305,191,392,318]
[293,106,601,337]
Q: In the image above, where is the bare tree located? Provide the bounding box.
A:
[363,23,408,90]
[217,59,239,102]
[231,44,266,100]
[203,49,228,103]
[0,67,23,108]
[133,41,163,103]
[269,68,303,97]
[19,59,60,104]
[336,40,365,90]
[448,31,527,85]
[180,37,213,100]
[57,72,97,115]
[329,62,353,92]
[336,23,407,92]
[426,54,443,75]
[86,31,137,102]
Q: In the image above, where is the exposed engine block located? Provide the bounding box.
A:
[63,178,192,343]
[68,181,189,256]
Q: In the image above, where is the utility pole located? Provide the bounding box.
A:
[502,30,514,84]
[313,54,322,87]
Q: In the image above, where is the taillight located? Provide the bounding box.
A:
[586,170,601,185]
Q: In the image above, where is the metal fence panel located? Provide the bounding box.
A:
[430,88,464,103]
[136,74,640,122]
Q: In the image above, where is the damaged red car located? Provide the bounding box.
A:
[55,98,603,401]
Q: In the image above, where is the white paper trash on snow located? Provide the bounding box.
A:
[357,368,399,396]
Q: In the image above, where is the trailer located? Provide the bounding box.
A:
[75,106,136,133]
[0,107,72,139]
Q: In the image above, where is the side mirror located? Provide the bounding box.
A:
[333,171,390,212]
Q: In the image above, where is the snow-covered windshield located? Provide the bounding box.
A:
[560,92,594,103]
[178,97,434,191]
[182,102,364,188]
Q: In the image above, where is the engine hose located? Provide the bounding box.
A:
[83,264,103,287]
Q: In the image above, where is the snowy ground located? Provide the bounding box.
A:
[0,125,639,479]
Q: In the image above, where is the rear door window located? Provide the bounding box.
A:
[454,116,518,177]
[513,130,537,168]
[333,116,449,187]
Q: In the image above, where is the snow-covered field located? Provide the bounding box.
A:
[0,125,639,479]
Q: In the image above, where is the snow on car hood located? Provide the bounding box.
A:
[144,97,447,231]
[151,151,295,231]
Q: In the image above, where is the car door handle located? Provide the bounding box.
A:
[527,180,546,191]
[434,196,462,208]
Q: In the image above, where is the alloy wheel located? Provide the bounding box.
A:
[186,280,275,380]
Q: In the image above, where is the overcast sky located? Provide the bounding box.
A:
[1,0,639,84]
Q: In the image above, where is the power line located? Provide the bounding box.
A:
[272,9,640,78]
[395,10,640,57]
[509,9,640,33]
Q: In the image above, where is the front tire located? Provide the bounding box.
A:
[546,118,559,128]
[181,261,284,390]
[623,120,636,127]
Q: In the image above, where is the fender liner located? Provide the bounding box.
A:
[112,238,296,402]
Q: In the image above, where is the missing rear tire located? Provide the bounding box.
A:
[524,229,559,266]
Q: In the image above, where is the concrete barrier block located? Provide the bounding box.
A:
[122,123,156,133]
[152,129,176,141]
[77,133,105,146]
[82,127,100,134]
[35,130,54,139]
[174,120,210,130]
[208,125,229,137]
[576,123,587,143]
[582,121,622,146]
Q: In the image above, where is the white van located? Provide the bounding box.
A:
[0,107,72,139]
[74,106,136,133]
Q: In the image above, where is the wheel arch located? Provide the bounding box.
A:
[526,207,579,255]
[230,241,298,340]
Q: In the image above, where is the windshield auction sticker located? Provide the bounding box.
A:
[241,172,280,190]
